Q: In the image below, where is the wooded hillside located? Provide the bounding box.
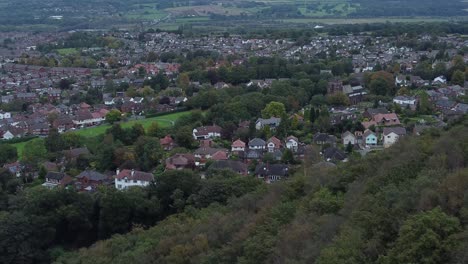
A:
[55,118,468,264]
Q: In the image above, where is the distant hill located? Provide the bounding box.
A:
[0,0,466,29]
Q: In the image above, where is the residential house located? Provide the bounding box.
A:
[160,135,176,151]
[342,131,357,146]
[313,133,337,146]
[192,125,222,140]
[285,136,299,152]
[165,153,196,170]
[323,147,347,162]
[383,126,406,148]
[363,129,378,146]
[42,172,73,189]
[209,160,248,176]
[435,99,457,110]
[114,169,153,190]
[266,136,282,153]
[255,163,289,183]
[248,138,266,151]
[433,76,447,85]
[393,96,417,110]
[363,113,401,129]
[255,117,281,130]
[76,170,110,192]
[194,147,228,167]
[363,108,389,119]
[231,139,246,153]
[1,126,26,140]
[3,162,23,177]
[0,111,11,120]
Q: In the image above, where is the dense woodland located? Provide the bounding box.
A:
[47,118,468,264]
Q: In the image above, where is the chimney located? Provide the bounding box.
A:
[131,169,135,176]
[116,168,120,176]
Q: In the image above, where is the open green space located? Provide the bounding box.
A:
[72,111,190,137]
[10,111,190,156]
[56,48,79,56]
[281,17,453,24]
[12,138,42,158]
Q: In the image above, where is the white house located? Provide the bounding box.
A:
[342,131,357,146]
[2,131,14,140]
[0,111,11,120]
[285,136,299,152]
[395,75,408,86]
[114,169,153,190]
[433,76,447,85]
[383,127,406,148]
[192,125,222,140]
[393,96,417,106]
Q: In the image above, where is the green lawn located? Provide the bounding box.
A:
[9,111,190,156]
[72,111,190,137]
[12,138,43,158]
[56,48,78,55]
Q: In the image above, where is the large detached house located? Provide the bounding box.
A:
[383,126,407,148]
[255,163,289,183]
[114,169,153,190]
[76,170,110,191]
[255,117,281,130]
[192,125,222,140]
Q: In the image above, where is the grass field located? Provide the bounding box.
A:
[281,17,452,24]
[56,48,78,55]
[72,111,190,137]
[10,111,190,156]
[12,138,43,158]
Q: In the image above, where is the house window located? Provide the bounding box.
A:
[117,184,122,189]
[133,180,137,183]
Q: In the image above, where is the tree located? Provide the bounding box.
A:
[177,72,190,90]
[327,92,350,106]
[262,101,286,119]
[175,126,195,149]
[282,149,295,164]
[309,107,316,123]
[105,109,122,124]
[0,144,17,165]
[346,142,353,153]
[451,70,465,86]
[134,136,162,171]
[147,122,161,138]
[44,128,65,153]
[382,207,461,264]
[370,71,395,96]
[154,170,201,214]
[22,140,47,166]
